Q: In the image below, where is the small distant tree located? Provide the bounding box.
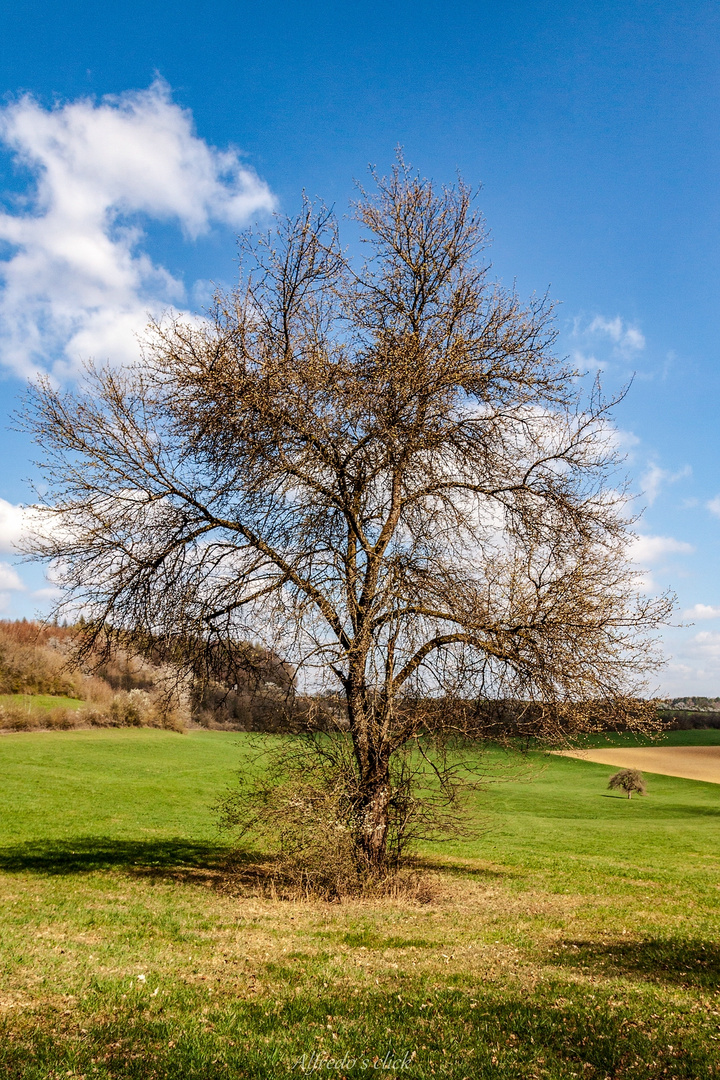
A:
[22,157,671,875]
[608,768,647,799]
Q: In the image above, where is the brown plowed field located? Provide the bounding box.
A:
[554,745,720,784]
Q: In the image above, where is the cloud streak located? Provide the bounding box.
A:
[628,533,694,593]
[629,534,694,565]
[585,315,646,353]
[683,603,720,620]
[640,462,691,506]
[569,313,646,375]
[0,80,274,379]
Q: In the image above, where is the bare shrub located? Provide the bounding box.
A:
[106,687,188,731]
[44,708,78,730]
[158,709,187,733]
[0,706,39,731]
[0,692,187,734]
[76,673,114,707]
[0,622,194,731]
[108,688,151,727]
[216,733,473,894]
[218,741,364,898]
[0,624,80,698]
[83,708,112,728]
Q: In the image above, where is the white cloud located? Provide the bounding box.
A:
[32,586,63,602]
[683,604,720,620]
[0,80,274,379]
[627,533,694,593]
[706,496,720,518]
[0,562,24,590]
[689,631,720,657]
[629,534,694,565]
[600,426,641,461]
[569,315,646,376]
[656,618,720,695]
[658,624,720,695]
[0,498,64,560]
[639,462,691,506]
[0,498,36,552]
[585,315,646,354]
[613,428,641,452]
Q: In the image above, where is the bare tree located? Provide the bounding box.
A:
[608,768,647,799]
[22,159,671,872]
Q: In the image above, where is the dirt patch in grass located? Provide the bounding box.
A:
[554,745,720,784]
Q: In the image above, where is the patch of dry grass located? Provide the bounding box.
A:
[2,862,719,1078]
[555,745,720,785]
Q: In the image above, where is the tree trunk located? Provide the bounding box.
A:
[346,676,392,874]
[628,791,632,799]
[358,768,391,873]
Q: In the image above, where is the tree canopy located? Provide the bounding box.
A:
[608,768,647,799]
[23,159,671,870]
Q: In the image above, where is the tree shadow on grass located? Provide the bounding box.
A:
[548,936,720,989]
[0,838,514,904]
[0,837,232,878]
[0,838,373,897]
[599,794,720,816]
[406,855,513,881]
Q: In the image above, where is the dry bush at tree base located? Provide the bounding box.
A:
[215,733,485,896]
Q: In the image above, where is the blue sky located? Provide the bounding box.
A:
[0,0,718,695]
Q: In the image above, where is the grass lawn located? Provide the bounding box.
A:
[581,727,720,748]
[0,693,84,713]
[1,728,719,1078]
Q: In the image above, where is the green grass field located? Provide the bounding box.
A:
[578,726,720,748]
[0,693,84,713]
[1,727,720,1078]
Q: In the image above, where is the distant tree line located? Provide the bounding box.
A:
[0,619,300,731]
